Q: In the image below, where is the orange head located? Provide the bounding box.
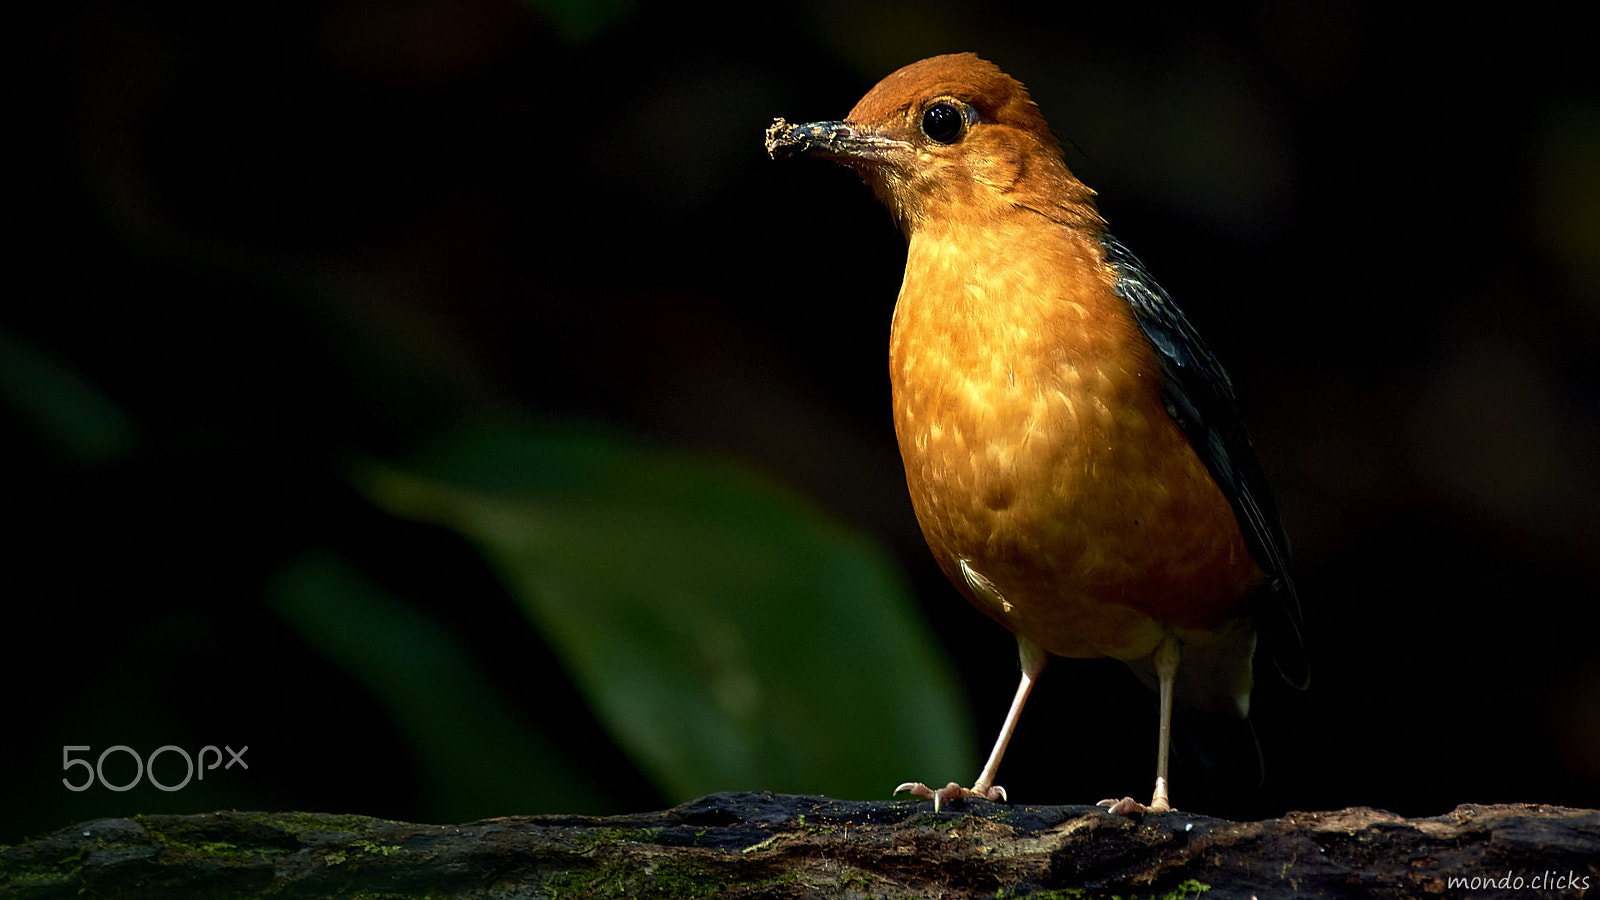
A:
[765,53,1101,235]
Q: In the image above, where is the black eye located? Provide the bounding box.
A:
[921,102,966,144]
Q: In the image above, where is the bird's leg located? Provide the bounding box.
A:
[1100,635,1180,815]
[897,639,1046,811]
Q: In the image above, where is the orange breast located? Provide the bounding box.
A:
[889,218,1262,661]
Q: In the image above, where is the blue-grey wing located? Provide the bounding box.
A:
[1104,233,1308,690]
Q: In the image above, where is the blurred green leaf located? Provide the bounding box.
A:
[360,419,973,801]
[268,551,608,818]
[519,0,634,43]
[0,327,136,465]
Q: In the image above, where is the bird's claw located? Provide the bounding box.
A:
[895,781,1007,812]
[1097,796,1172,816]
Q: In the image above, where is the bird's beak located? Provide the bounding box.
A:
[765,118,905,163]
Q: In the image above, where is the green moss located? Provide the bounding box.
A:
[646,858,724,899]
[0,856,85,892]
[570,826,664,853]
[348,839,405,858]
[273,812,384,838]
[996,879,1209,900]
[138,820,284,864]
[839,868,882,893]
[906,814,969,831]
[134,812,412,871]
[544,854,722,900]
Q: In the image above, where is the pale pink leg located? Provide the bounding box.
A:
[1100,636,1180,815]
[897,639,1046,811]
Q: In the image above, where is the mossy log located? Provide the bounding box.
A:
[4,792,1597,898]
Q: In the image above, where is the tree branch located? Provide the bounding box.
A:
[4,793,1597,898]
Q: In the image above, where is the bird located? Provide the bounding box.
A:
[765,52,1305,815]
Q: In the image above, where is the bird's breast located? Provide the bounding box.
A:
[889,224,1260,660]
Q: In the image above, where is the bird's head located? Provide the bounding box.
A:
[766,52,1100,235]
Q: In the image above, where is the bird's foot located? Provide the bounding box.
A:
[1097,795,1172,816]
[895,780,1007,812]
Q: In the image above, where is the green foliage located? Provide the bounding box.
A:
[358,418,974,802]
[518,0,634,43]
[270,553,606,818]
[0,327,135,466]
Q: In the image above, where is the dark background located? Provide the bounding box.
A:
[7,0,1599,843]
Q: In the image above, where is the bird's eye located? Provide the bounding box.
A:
[920,102,966,144]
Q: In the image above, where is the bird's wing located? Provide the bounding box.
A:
[1103,234,1309,690]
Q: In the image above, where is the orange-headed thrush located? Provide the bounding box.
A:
[766,52,1306,814]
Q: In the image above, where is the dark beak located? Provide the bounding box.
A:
[764,118,904,163]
